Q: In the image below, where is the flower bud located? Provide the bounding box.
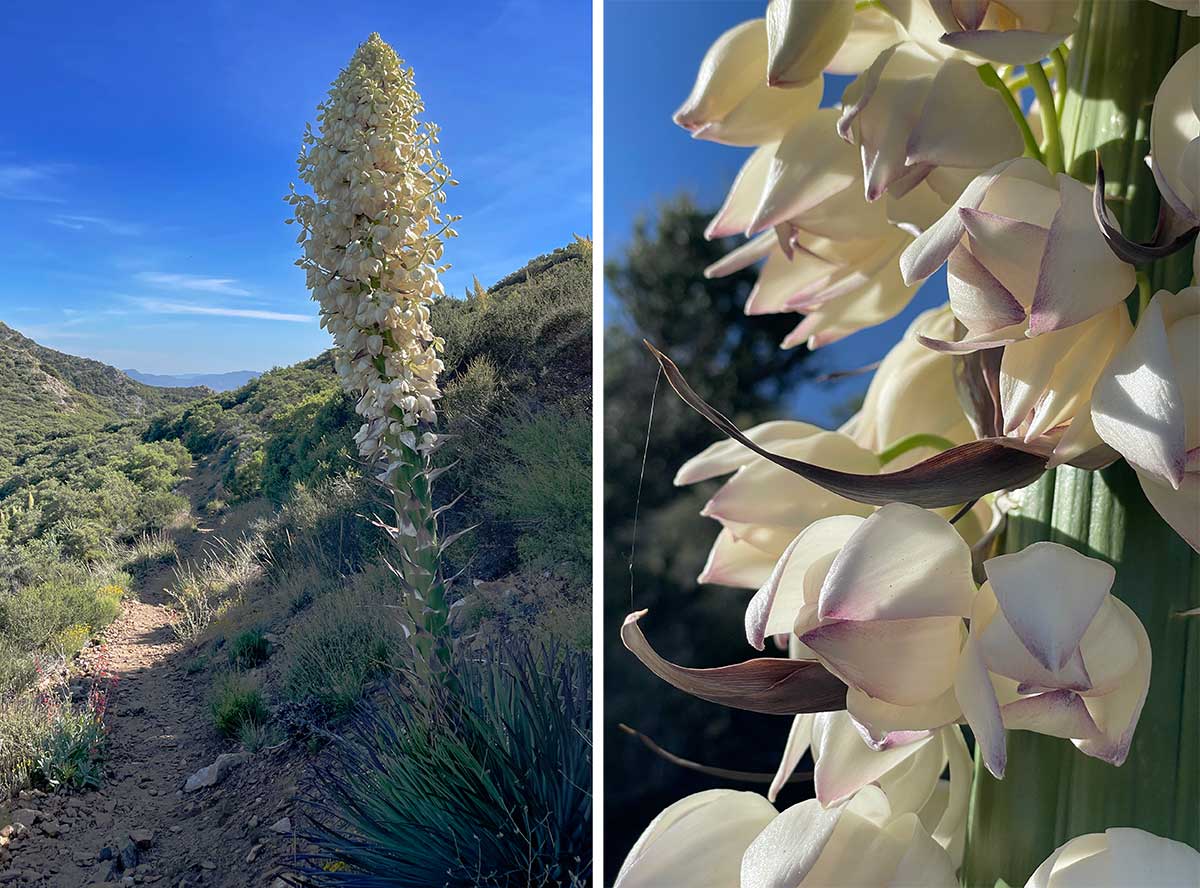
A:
[673,19,821,146]
[1091,286,1200,551]
[1027,828,1200,888]
[765,0,855,87]
[902,158,1136,344]
[956,542,1152,778]
[1150,44,1200,226]
[838,45,1023,202]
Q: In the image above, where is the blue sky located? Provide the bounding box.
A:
[0,0,590,374]
[604,0,949,427]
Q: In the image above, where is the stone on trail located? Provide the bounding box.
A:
[128,829,154,850]
[7,812,37,830]
[268,817,291,834]
[183,753,251,792]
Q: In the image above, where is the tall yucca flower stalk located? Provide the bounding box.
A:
[288,33,460,665]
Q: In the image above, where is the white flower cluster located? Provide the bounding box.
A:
[287,33,458,469]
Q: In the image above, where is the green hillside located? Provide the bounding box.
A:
[0,322,208,463]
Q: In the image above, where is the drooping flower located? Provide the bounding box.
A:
[886,0,1077,66]
[613,789,776,888]
[901,158,1137,346]
[838,43,1023,203]
[1026,828,1200,888]
[769,712,972,866]
[765,0,856,87]
[1091,286,1200,551]
[748,504,977,738]
[956,542,1152,778]
[288,33,457,467]
[741,786,959,886]
[673,18,822,147]
[704,108,921,347]
[1150,44,1200,227]
[617,785,959,888]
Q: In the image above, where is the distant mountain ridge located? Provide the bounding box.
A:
[125,369,261,392]
[0,321,210,457]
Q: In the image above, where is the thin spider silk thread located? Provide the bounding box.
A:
[629,364,662,610]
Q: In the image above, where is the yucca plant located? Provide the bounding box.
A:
[288,33,461,669]
[299,640,592,887]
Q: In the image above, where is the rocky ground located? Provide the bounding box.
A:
[0,463,319,887]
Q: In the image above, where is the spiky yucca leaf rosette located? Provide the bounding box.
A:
[288,34,460,664]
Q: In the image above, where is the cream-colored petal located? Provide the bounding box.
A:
[1138,469,1200,553]
[1029,175,1137,335]
[1032,828,1200,888]
[801,616,965,706]
[739,797,846,888]
[674,19,822,147]
[705,231,777,278]
[984,541,1114,673]
[706,144,777,239]
[900,159,1016,284]
[850,305,976,453]
[826,7,907,75]
[750,109,866,233]
[946,241,1027,334]
[873,730,944,815]
[885,813,960,886]
[818,502,976,622]
[1077,599,1140,695]
[1001,689,1102,740]
[1150,45,1200,221]
[1075,598,1152,767]
[930,725,971,864]
[1023,305,1132,441]
[674,20,766,131]
[615,789,777,888]
[765,0,856,87]
[959,206,1048,308]
[937,27,1072,66]
[907,58,1024,169]
[698,526,778,589]
[847,684,963,742]
[746,515,865,649]
[811,711,936,806]
[768,714,813,803]
[1091,294,1187,487]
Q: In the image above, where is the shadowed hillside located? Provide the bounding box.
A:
[0,323,208,417]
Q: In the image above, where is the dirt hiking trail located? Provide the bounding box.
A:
[1,458,310,887]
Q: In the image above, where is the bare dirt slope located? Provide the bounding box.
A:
[1,459,309,888]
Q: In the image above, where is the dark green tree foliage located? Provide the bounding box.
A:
[300,641,591,887]
[603,196,817,870]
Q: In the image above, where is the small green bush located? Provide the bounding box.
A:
[302,641,592,886]
[124,531,177,574]
[210,674,268,739]
[282,580,402,719]
[227,627,270,668]
[0,570,123,656]
[487,407,591,582]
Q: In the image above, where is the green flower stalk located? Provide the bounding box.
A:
[287,34,461,662]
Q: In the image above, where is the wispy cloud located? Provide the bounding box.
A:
[136,271,252,297]
[138,299,311,324]
[50,214,142,236]
[0,163,67,202]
